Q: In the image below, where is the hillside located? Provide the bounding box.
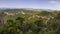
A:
[0,9,60,34]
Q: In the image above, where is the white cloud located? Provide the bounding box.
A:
[49,0,60,10]
[49,0,56,3]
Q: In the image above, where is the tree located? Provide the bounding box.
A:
[0,12,5,25]
[16,17,24,25]
[38,11,53,17]
[34,19,44,27]
[4,19,17,34]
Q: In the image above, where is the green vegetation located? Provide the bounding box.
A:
[0,9,60,34]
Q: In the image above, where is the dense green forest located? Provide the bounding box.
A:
[0,9,60,34]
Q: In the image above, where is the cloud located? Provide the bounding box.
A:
[49,0,60,9]
[49,0,55,3]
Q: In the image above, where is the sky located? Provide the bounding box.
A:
[0,0,60,10]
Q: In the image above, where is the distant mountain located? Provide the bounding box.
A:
[0,8,59,12]
[0,8,10,11]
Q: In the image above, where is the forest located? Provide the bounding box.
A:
[0,9,60,34]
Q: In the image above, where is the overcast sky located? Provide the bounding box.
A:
[0,0,60,10]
